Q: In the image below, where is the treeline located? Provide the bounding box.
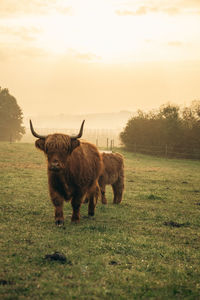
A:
[120,101,200,158]
[0,87,25,142]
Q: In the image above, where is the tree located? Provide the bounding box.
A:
[120,101,200,158]
[0,87,25,141]
[158,103,182,146]
[120,108,164,150]
[181,100,200,148]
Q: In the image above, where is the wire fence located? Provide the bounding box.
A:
[21,127,122,150]
[18,128,200,159]
[129,143,200,159]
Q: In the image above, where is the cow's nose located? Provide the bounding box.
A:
[52,160,59,167]
[49,160,60,171]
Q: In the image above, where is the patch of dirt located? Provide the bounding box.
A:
[45,252,72,264]
[163,221,190,228]
[109,260,119,265]
[0,279,14,285]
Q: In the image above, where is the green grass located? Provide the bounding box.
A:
[0,142,200,299]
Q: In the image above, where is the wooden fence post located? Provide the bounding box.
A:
[165,144,168,158]
[110,140,113,151]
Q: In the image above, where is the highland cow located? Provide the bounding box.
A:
[99,152,124,204]
[30,120,102,225]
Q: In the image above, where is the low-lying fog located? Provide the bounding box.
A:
[22,111,133,147]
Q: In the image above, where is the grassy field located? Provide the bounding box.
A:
[0,142,200,300]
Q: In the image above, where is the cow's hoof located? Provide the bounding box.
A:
[113,201,121,204]
[55,220,64,226]
[71,219,80,224]
[102,201,107,205]
[88,212,95,217]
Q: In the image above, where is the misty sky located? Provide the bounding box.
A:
[0,0,200,116]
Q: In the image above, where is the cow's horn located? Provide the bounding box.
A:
[70,120,85,139]
[30,120,47,139]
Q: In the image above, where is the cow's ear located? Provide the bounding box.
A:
[71,139,80,153]
[35,139,45,151]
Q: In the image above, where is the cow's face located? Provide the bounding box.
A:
[35,134,80,172]
[30,120,84,172]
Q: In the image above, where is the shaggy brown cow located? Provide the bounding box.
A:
[98,152,124,204]
[30,120,102,225]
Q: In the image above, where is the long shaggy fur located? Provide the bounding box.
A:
[99,152,124,204]
[35,134,102,224]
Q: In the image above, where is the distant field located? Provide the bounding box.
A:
[0,142,200,299]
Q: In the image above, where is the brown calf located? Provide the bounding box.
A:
[99,152,124,204]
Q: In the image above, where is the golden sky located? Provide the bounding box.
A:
[0,0,200,116]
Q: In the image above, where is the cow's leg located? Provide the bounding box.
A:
[99,177,107,204]
[112,178,124,204]
[100,183,107,204]
[50,192,64,225]
[88,194,96,216]
[71,195,83,223]
[88,182,100,215]
[84,197,89,204]
[87,188,97,216]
